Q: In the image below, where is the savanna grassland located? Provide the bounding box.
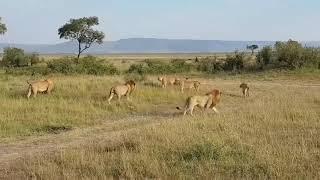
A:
[0,59,319,179]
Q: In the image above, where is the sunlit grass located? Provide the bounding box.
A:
[0,72,319,179]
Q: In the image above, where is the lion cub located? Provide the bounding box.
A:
[27,79,54,99]
[108,80,136,104]
[239,83,249,97]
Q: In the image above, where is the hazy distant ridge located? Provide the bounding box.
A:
[1,38,319,54]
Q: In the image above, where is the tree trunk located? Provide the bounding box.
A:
[77,41,81,62]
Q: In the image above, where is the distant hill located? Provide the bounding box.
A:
[1,38,320,54]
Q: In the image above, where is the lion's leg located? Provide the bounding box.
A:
[247,89,249,97]
[205,98,213,109]
[27,87,32,99]
[117,94,122,102]
[33,89,37,98]
[183,109,188,116]
[47,85,53,94]
[190,107,195,116]
[107,93,114,104]
[212,107,219,114]
[194,85,199,92]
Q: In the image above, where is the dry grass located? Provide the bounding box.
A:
[0,72,319,179]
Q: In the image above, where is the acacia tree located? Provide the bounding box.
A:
[58,16,105,59]
[0,17,7,35]
[247,44,259,55]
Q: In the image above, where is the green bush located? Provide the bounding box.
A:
[77,56,119,75]
[223,52,245,72]
[274,40,305,69]
[5,66,49,76]
[1,47,29,67]
[256,40,320,70]
[256,46,273,69]
[145,60,171,74]
[127,59,193,75]
[197,56,224,74]
[47,57,76,74]
[127,63,148,75]
[170,59,193,73]
[47,56,119,75]
[27,52,41,66]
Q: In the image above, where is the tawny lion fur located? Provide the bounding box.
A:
[27,79,54,99]
[174,78,200,93]
[108,80,136,104]
[158,76,179,88]
[239,83,249,97]
[177,89,221,116]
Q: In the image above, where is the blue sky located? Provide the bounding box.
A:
[0,0,319,44]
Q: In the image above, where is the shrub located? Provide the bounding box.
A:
[47,56,119,75]
[223,51,245,72]
[274,40,305,69]
[127,63,147,75]
[1,47,29,67]
[256,40,320,70]
[256,46,273,69]
[170,59,193,73]
[47,57,76,74]
[77,56,119,75]
[27,52,40,66]
[127,59,193,75]
[197,56,224,74]
[5,66,49,76]
[145,60,171,74]
[300,47,320,69]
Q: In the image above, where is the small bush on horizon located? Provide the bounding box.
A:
[127,59,193,75]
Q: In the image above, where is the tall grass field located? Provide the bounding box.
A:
[0,70,319,179]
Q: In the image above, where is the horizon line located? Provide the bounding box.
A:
[1,38,320,45]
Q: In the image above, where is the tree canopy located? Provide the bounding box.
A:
[58,16,105,59]
[0,17,7,35]
[247,44,259,55]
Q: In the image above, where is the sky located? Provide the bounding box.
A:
[0,0,320,44]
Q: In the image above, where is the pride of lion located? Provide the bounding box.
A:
[25,76,249,116]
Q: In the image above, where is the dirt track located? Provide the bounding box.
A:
[0,115,169,173]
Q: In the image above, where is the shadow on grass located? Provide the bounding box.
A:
[143,81,161,88]
[35,125,73,134]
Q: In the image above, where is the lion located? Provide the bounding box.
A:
[158,76,178,88]
[27,79,54,99]
[174,78,200,93]
[239,83,249,97]
[107,80,136,104]
[205,89,222,112]
[177,89,221,116]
